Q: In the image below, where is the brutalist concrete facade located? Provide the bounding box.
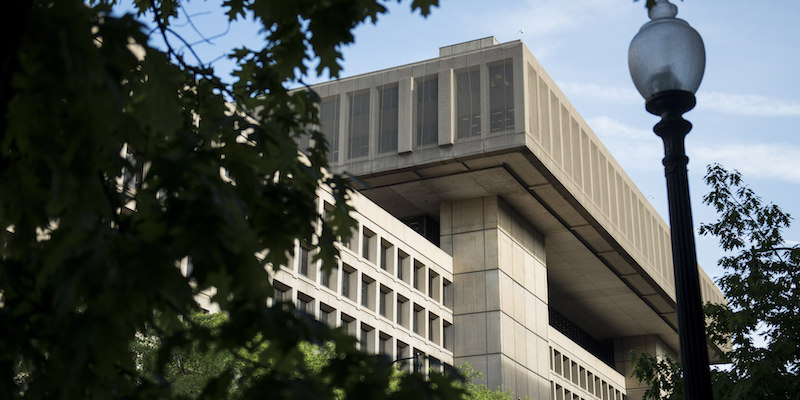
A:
[287,37,725,400]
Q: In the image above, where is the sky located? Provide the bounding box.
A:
[128,0,800,283]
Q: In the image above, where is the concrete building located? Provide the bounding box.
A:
[273,37,725,400]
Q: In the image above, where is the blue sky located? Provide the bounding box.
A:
[130,0,800,282]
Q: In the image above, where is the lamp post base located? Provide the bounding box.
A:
[645,90,713,400]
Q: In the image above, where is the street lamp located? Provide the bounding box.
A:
[628,1,713,399]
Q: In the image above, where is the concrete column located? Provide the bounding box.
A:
[441,196,552,400]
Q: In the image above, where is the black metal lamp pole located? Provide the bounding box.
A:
[629,1,713,399]
[646,89,713,399]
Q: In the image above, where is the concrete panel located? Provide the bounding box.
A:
[486,353,504,392]
[453,231,486,273]
[487,311,502,354]
[452,197,485,233]
[454,313,487,356]
[453,271,487,314]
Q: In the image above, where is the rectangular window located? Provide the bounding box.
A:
[397,251,410,283]
[413,260,425,292]
[379,286,393,319]
[396,295,409,328]
[415,76,438,146]
[378,85,398,153]
[443,321,453,350]
[428,270,439,301]
[299,245,310,276]
[456,68,481,138]
[341,313,356,336]
[361,275,374,310]
[362,228,376,263]
[413,304,424,336]
[319,303,336,327]
[379,333,393,357]
[380,239,393,273]
[348,91,370,159]
[489,59,514,133]
[428,312,439,344]
[320,96,341,162]
[297,292,314,315]
[360,323,375,353]
[341,264,356,301]
[273,280,291,311]
[396,340,410,371]
[443,279,453,309]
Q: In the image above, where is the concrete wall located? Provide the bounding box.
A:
[440,196,551,399]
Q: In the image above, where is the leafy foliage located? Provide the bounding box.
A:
[134,312,511,400]
[0,0,466,399]
[632,164,800,399]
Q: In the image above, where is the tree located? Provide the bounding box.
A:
[0,1,468,398]
[632,164,800,399]
[133,311,514,400]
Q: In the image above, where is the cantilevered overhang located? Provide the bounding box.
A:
[338,146,719,357]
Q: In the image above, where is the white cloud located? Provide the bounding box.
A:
[586,116,800,185]
[698,91,800,117]
[693,143,800,184]
[556,81,800,118]
[557,81,640,104]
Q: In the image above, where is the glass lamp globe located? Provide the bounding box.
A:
[628,0,706,101]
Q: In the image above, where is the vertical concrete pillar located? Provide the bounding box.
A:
[441,196,552,400]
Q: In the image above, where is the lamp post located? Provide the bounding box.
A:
[628,1,713,399]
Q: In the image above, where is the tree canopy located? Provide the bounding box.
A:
[0,1,486,399]
[632,164,800,399]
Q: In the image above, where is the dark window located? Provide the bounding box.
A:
[378,85,398,153]
[415,76,438,146]
[489,60,514,133]
[320,97,341,162]
[456,68,481,138]
[348,91,370,159]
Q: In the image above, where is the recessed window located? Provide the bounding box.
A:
[348,91,370,159]
[361,275,375,310]
[296,292,314,315]
[413,260,425,292]
[319,303,336,327]
[443,279,453,309]
[489,59,514,133]
[272,280,291,311]
[378,85,398,154]
[362,227,376,264]
[428,270,440,301]
[341,264,356,301]
[380,239,394,273]
[379,332,393,357]
[413,304,425,336]
[360,322,375,353]
[456,67,481,138]
[341,312,356,336]
[397,250,410,283]
[298,243,316,281]
[443,321,453,350]
[396,295,409,329]
[396,340,410,371]
[428,312,440,344]
[320,96,341,162]
[415,76,438,146]
[379,285,393,320]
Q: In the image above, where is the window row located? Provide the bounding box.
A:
[318,59,515,162]
[551,348,625,400]
[311,215,453,308]
[271,281,453,365]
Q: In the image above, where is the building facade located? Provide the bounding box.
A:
[274,37,724,400]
